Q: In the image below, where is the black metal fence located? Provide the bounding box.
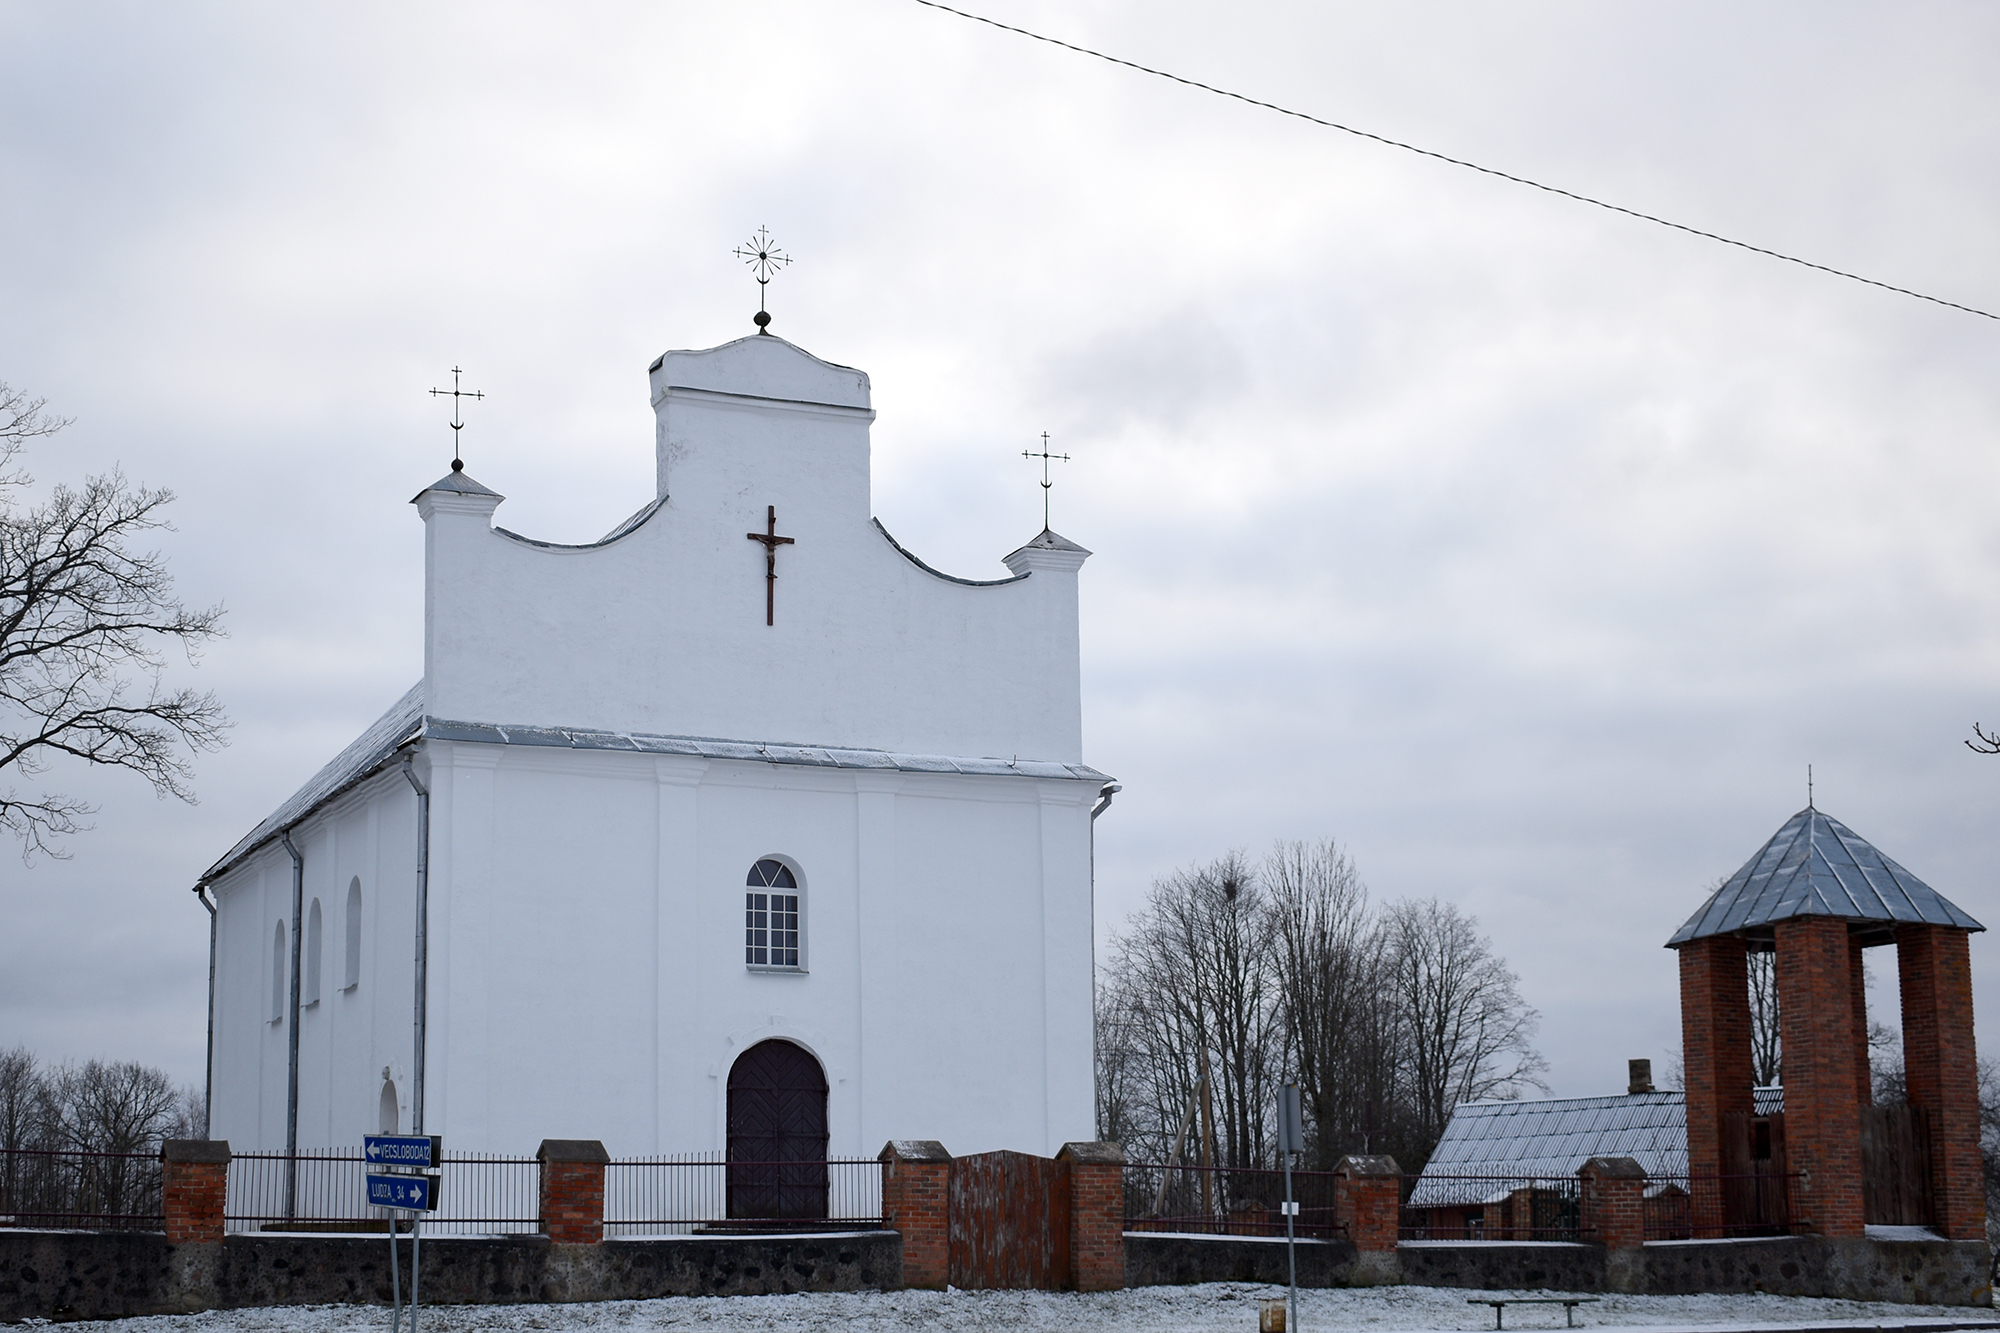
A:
[0,1147,165,1231]
[1642,1172,1799,1240]
[1123,1162,1346,1240]
[1403,1174,1583,1241]
[225,1150,540,1234]
[604,1155,884,1235]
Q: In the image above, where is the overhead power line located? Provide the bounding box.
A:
[911,0,1999,323]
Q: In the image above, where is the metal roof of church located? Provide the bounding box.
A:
[1410,1087,1783,1208]
[200,686,1114,883]
[1665,807,1982,949]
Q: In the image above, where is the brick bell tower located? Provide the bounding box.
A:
[1667,805,1985,1241]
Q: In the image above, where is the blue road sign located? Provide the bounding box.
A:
[364,1135,441,1169]
[366,1172,440,1212]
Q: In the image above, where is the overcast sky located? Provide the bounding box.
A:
[3,1,1999,1114]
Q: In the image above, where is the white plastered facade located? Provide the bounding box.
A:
[202,334,1107,1158]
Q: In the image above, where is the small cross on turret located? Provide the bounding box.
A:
[428,366,484,472]
[733,227,792,335]
[1021,432,1070,531]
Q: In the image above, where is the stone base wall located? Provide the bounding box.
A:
[1641,1236,1990,1305]
[1125,1233,1358,1287]
[1126,1232,1992,1307]
[1398,1241,1607,1292]
[0,1229,901,1323]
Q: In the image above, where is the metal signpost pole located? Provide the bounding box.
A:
[1279,1084,1303,1333]
[388,1212,401,1333]
[411,1213,421,1333]
[367,1135,439,1333]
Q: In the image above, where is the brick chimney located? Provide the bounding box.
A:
[1627,1058,1654,1094]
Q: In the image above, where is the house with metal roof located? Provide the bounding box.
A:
[1411,1085,1786,1210]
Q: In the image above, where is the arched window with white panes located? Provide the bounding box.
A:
[744,859,802,971]
[343,877,362,991]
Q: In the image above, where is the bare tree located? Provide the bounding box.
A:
[0,382,228,858]
[1267,839,1404,1167]
[1105,852,1282,1175]
[46,1060,184,1155]
[1383,897,1547,1165]
[1748,948,1781,1086]
[0,1045,42,1153]
[0,1047,201,1225]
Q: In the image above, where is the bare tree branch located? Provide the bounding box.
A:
[0,388,228,859]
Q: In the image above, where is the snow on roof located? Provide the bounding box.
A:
[1409,1087,1783,1209]
[1667,806,1982,949]
[201,687,1114,883]
[200,682,426,883]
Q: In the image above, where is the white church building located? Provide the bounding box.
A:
[196,332,1113,1168]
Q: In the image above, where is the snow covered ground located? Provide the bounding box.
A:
[40,1285,2000,1333]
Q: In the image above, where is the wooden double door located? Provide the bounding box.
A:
[725,1039,829,1220]
[1722,1106,1933,1230]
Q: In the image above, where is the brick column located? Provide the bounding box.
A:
[1677,934,1754,1198]
[1578,1156,1646,1249]
[537,1139,608,1244]
[1849,934,1872,1106]
[162,1139,230,1244]
[1334,1154,1401,1248]
[1774,917,1864,1238]
[880,1140,951,1289]
[1898,924,1984,1240]
[1058,1141,1125,1292]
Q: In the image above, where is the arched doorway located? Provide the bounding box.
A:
[726,1039,828,1220]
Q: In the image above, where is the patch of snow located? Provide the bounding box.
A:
[41,1283,2000,1333]
[1127,1230,1332,1245]
[1865,1225,1944,1242]
[1408,1232,1592,1240]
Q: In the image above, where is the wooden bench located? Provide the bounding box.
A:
[1467,1297,1600,1329]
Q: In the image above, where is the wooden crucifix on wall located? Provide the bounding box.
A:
[746,505,795,626]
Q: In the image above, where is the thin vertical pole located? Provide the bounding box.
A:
[411,1213,421,1333]
[402,759,431,1134]
[388,1212,402,1333]
[196,886,217,1138]
[1283,1146,1298,1333]
[1197,1052,1216,1219]
[280,829,305,1221]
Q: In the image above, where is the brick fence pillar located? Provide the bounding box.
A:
[1774,916,1865,1238]
[1578,1155,1646,1248]
[162,1139,230,1244]
[537,1139,609,1244]
[1580,1155,1647,1293]
[1899,923,1985,1240]
[1334,1153,1402,1285]
[880,1139,951,1289]
[1058,1141,1125,1292]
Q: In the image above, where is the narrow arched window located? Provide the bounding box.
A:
[271,922,287,1023]
[343,878,362,991]
[304,899,323,1005]
[379,1079,399,1134]
[745,859,801,970]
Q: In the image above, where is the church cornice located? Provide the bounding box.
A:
[199,686,1112,887]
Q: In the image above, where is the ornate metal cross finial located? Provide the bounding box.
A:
[1021,431,1070,531]
[428,366,484,472]
[733,227,792,335]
